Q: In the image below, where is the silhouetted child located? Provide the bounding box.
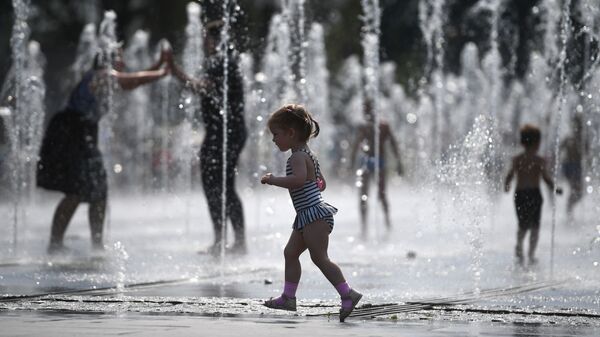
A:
[504,125,561,266]
[261,104,362,322]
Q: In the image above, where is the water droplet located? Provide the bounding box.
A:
[114,164,123,173]
[406,113,417,124]
[255,72,266,82]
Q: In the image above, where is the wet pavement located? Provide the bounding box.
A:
[1,310,599,337]
[1,297,599,337]
[1,185,599,335]
[1,259,598,336]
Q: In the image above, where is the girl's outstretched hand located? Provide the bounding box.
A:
[261,173,273,185]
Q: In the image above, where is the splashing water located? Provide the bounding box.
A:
[123,30,153,194]
[180,3,204,232]
[96,10,119,241]
[550,0,572,279]
[220,0,233,264]
[1,2,600,321]
[113,241,130,293]
[361,0,382,240]
[305,23,331,158]
[6,0,46,254]
[419,0,447,164]
[70,23,98,88]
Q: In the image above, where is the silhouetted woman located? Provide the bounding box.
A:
[169,19,247,255]
[38,48,170,253]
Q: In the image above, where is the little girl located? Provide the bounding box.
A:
[261,104,362,322]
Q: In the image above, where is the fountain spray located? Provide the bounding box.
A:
[550,0,573,279]
[7,0,31,254]
[220,0,233,263]
[181,2,204,234]
[361,0,382,240]
[96,10,119,244]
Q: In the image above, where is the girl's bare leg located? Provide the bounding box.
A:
[284,230,307,282]
[303,220,345,285]
[304,219,361,317]
[265,230,306,308]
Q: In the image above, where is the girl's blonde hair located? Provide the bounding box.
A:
[267,104,320,142]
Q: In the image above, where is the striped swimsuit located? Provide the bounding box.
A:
[287,148,338,232]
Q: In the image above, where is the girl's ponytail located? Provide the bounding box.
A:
[309,115,320,139]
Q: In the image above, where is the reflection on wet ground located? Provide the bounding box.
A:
[0,310,599,337]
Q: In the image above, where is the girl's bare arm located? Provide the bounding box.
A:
[261,153,307,190]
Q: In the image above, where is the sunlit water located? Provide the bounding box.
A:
[2,1,600,326]
[0,180,598,315]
